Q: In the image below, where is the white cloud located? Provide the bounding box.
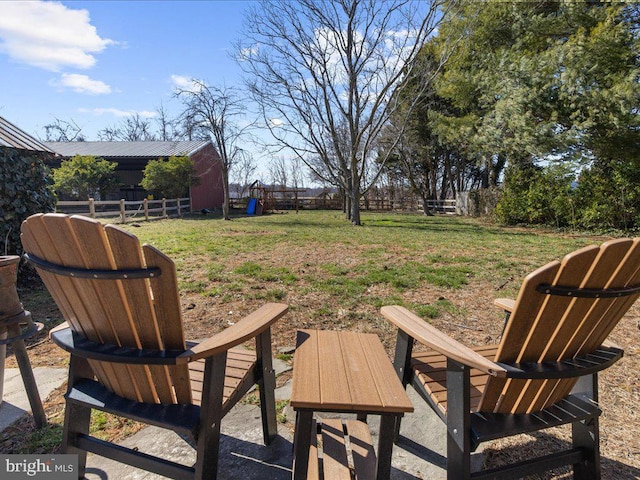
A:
[170,74,203,93]
[268,118,284,128]
[79,107,157,118]
[0,1,114,71]
[53,73,111,95]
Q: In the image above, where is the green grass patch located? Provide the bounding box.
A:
[11,423,63,454]
[179,280,208,293]
[410,298,461,320]
[251,288,287,301]
[413,304,440,319]
[234,262,298,284]
[207,263,228,282]
[369,295,406,309]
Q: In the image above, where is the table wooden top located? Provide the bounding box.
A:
[290,329,414,414]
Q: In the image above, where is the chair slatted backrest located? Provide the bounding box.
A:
[479,238,640,415]
[21,214,191,405]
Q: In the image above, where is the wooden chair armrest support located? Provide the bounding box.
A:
[381,305,506,377]
[497,346,623,379]
[179,303,288,363]
[494,298,515,312]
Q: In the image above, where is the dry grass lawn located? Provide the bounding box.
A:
[3,210,639,479]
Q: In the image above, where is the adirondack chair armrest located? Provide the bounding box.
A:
[179,303,288,363]
[494,298,515,312]
[381,305,506,377]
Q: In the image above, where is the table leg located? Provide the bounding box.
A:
[292,410,313,480]
[376,414,399,480]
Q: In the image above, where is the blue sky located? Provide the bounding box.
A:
[0,1,253,142]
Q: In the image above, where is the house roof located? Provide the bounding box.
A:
[0,116,53,153]
[44,140,212,158]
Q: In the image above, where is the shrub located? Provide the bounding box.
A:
[494,163,542,225]
[141,155,200,199]
[0,147,56,256]
[574,160,640,230]
[495,162,576,227]
[53,155,119,200]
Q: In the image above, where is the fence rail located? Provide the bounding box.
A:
[55,198,191,223]
[230,196,456,213]
[426,199,456,214]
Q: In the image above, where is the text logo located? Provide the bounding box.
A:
[0,455,77,479]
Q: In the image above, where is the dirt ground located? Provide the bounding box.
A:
[5,255,640,479]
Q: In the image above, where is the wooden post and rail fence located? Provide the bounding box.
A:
[55,197,190,224]
[56,194,476,221]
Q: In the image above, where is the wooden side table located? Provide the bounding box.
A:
[290,329,413,480]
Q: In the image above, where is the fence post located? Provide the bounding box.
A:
[120,199,126,224]
[162,198,167,218]
[89,198,96,218]
[177,198,181,216]
[143,198,149,221]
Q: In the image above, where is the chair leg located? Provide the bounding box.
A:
[256,327,278,445]
[63,356,94,479]
[62,400,91,479]
[572,417,601,480]
[571,373,600,479]
[446,359,471,480]
[195,354,227,480]
[392,329,413,442]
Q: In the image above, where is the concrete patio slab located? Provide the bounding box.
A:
[84,382,481,479]
[0,367,67,431]
[0,357,482,478]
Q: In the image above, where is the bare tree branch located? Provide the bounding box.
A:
[42,117,86,142]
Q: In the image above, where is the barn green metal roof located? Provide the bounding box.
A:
[45,140,212,158]
[0,116,53,153]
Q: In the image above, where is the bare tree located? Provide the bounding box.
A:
[231,149,258,198]
[42,117,86,142]
[97,113,156,141]
[155,103,177,141]
[175,80,249,220]
[269,156,289,189]
[96,126,121,141]
[289,156,305,190]
[237,0,453,224]
[120,113,156,141]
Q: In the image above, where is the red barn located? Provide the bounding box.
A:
[45,141,223,211]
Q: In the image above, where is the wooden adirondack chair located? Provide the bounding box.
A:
[382,238,640,480]
[21,213,289,480]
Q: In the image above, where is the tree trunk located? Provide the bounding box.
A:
[421,194,433,216]
[350,173,362,225]
[222,165,231,220]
